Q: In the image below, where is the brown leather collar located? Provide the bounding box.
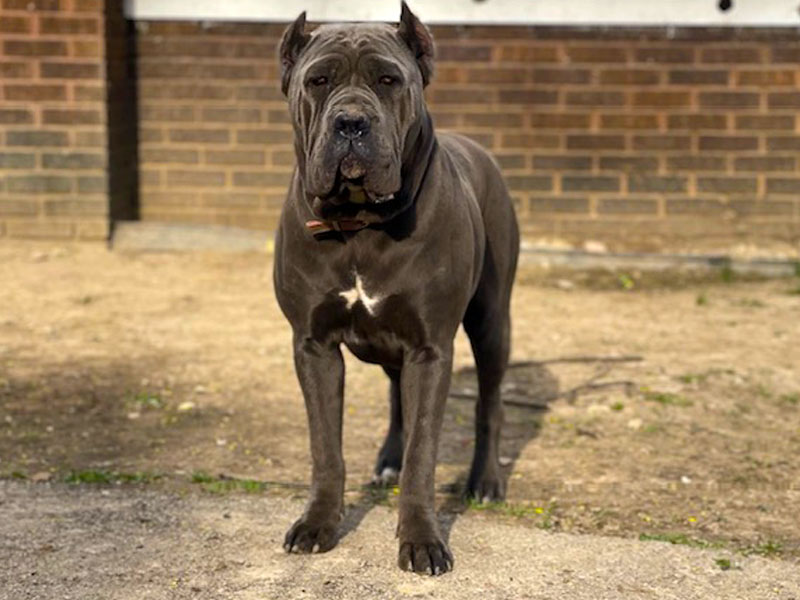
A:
[305,218,369,236]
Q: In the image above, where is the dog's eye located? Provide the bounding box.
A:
[309,75,328,87]
[378,75,397,86]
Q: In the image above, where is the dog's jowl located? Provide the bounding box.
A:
[273,2,519,575]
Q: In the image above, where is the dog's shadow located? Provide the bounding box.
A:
[337,360,559,547]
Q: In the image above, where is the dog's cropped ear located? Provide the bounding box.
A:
[279,11,310,95]
[397,1,434,87]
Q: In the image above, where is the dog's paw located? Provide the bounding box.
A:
[283,516,338,554]
[465,470,506,504]
[398,540,453,576]
[370,466,400,487]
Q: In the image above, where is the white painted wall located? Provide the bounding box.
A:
[126,0,800,26]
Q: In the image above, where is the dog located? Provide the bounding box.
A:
[273,2,519,575]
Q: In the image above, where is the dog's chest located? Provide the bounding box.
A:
[309,269,424,367]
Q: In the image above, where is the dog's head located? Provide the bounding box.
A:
[279,2,434,219]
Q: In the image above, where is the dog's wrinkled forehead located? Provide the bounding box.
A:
[297,23,421,85]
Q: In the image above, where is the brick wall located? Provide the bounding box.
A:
[4,15,800,250]
[0,0,109,240]
[134,23,800,252]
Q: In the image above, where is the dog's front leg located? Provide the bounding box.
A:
[397,347,454,575]
[284,336,345,554]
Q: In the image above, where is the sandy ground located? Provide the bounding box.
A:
[2,481,799,600]
[1,240,799,596]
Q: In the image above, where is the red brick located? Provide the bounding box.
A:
[42,152,104,169]
[636,47,694,64]
[0,152,36,169]
[140,148,199,164]
[437,45,492,62]
[565,91,624,107]
[0,61,32,78]
[765,178,800,194]
[497,46,558,63]
[667,114,728,130]
[668,70,728,85]
[666,199,728,215]
[2,0,60,9]
[466,67,525,84]
[771,47,800,63]
[7,175,72,194]
[600,114,659,130]
[566,47,627,63]
[205,150,266,166]
[200,107,262,123]
[599,69,660,85]
[0,108,34,124]
[463,113,524,128]
[429,88,494,104]
[0,16,30,33]
[730,200,794,216]
[701,47,762,63]
[4,84,66,101]
[699,92,760,110]
[40,62,101,79]
[697,177,758,194]
[237,129,293,145]
[532,155,592,170]
[496,89,558,105]
[629,175,687,193]
[528,113,590,129]
[167,170,226,188]
[699,136,759,151]
[567,135,625,151]
[232,171,292,188]
[3,40,67,56]
[501,133,560,149]
[735,115,794,131]
[169,129,230,144]
[632,135,691,151]
[737,70,795,87]
[42,109,102,125]
[599,156,660,172]
[506,175,553,192]
[734,156,795,172]
[667,156,727,171]
[767,137,800,151]
[39,16,99,35]
[530,68,591,85]
[598,198,659,215]
[6,130,68,146]
[43,199,106,216]
[530,197,589,214]
[767,93,800,109]
[562,175,620,192]
[632,91,691,108]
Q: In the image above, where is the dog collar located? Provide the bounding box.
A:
[305,218,369,236]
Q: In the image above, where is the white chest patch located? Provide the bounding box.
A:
[339,273,381,316]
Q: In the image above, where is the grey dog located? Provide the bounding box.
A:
[273,2,519,575]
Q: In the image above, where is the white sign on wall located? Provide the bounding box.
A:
[126,0,800,26]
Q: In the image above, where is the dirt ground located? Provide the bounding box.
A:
[1,240,799,575]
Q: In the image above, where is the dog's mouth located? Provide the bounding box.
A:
[321,155,396,206]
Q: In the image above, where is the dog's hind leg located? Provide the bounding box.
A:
[372,367,403,486]
[462,248,513,502]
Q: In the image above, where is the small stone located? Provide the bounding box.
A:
[178,401,196,412]
[583,240,608,253]
[627,418,643,430]
[556,279,575,290]
[681,475,692,485]
[30,471,52,482]
[499,456,513,467]
[127,412,141,420]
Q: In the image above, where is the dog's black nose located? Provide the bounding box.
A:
[334,113,370,139]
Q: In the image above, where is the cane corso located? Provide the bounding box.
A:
[274,2,520,575]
